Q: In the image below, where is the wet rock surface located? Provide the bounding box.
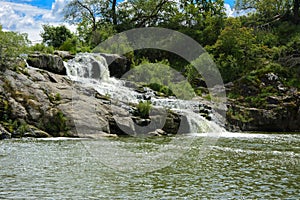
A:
[99,53,130,78]
[27,53,66,75]
[0,60,184,139]
[226,72,300,132]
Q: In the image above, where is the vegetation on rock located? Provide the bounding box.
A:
[136,101,152,119]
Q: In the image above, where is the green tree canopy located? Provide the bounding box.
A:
[64,0,118,46]
[0,25,29,69]
[40,25,73,48]
[118,0,176,29]
[235,0,299,24]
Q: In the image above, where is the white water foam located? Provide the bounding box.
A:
[64,53,225,134]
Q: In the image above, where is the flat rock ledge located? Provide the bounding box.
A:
[0,64,184,139]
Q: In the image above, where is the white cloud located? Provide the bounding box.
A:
[0,0,76,43]
[224,3,255,17]
[43,0,68,21]
[224,4,234,17]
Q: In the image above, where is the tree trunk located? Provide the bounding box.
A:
[294,0,300,24]
[76,0,97,31]
[112,0,117,25]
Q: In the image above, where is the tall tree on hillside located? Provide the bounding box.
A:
[175,0,225,45]
[64,0,118,45]
[0,25,29,69]
[235,0,300,24]
[41,25,73,48]
[294,0,300,23]
[178,0,225,27]
[65,0,104,32]
[64,0,118,29]
[118,0,176,29]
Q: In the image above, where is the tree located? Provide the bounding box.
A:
[207,18,257,82]
[0,25,29,69]
[123,0,175,28]
[169,0,226,46]
[177,0,225,27]
[111,0,117,25]
[235,0,300,24]
[115,0,178,32]
[40,25,73,48]
[294,0,300,23]
[64,0,118,45]
[65,0,104,32]
[64,0,118,29]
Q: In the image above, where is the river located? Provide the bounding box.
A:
[1,133,299,199]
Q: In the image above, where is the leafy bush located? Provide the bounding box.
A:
[59,37,78,54]
[39,110,68,136]
[147,83,174,96]
[29,43,54,54]
[137,101,152,118]
[41,24,73,48]
[0,25,29,70]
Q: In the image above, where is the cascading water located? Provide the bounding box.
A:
[66,53,110,82]
[64,53,225,135]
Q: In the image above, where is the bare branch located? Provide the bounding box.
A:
[75,0,97,31]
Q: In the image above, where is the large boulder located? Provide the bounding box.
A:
[27,53,66,75]
[227,95,300,132]
[0,124,11,139]
[54,50,75,60]
[107,105,184,136]
[226,72,300,132]
[99,53,130,78]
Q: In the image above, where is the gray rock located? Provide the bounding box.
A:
[227,102,300,132]
[113,116,136,136]
[8,98,28,119]
[162,111,181,134]
[27,54,66,75]
[148,129,167,136]
[23,125,51,138]
[54,50,75,60]
[0,124,11,139]
[99,53,130,78]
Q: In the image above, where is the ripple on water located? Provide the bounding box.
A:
[0,134,299,199]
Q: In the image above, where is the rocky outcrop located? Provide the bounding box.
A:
[0,66,73,138]
[107,107,183,136]
[227,100,300,132]
[0,124,11,139]
[54,50,75,60]
[99,53,130,78]
[0,61,184,139]
[27,52,131,78]
[226,72,300,132]
[27,53,66,75]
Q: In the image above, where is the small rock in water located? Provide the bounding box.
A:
[0,124,11,140]
[148,129,166,137]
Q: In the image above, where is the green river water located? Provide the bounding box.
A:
[0,133,299,199]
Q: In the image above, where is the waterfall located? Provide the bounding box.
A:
[64,53,225,135]
[65,53,110,82]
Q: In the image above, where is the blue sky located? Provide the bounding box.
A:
[3,0,54,9]
[0,0,237,42]
[3,0,236,10]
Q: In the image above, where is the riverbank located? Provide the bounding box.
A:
[0,52,299,139]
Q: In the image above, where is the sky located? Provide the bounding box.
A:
[0,0,237,43]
